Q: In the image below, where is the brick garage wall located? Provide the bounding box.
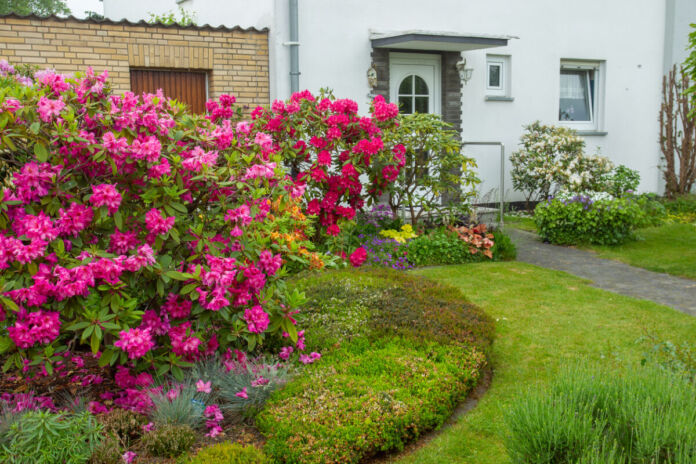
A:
[0,14,269,107]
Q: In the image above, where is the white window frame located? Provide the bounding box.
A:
[486,55,510,98]
[559,60,605,132]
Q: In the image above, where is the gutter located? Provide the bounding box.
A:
[288,0,300,94]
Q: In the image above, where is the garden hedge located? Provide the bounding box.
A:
[257,269,494,464]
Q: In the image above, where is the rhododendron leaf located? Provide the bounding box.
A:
[66,321,89,331]
[33,142,49,162]
[98,349,113,367]
[113,211,123,230]
[245,335,257,351]
[90,332,100,354]
[283,321,298,343]
[157,363,170,377]
[170,227,180,244]
[27,262,38,276]
[44,362,54,376]
[165,271,194,281]
[0,296,18,312]
[2,135,16,151]
[181,283,198,295]
[0,336,12,354]
[81,325,94,341]
[171,365,184,382]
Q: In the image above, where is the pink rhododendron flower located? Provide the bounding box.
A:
[114,328,154,359]
[235,387,248,399]
[279,346,294,360]
[90,184,121,214]
[37,96,65,122]
[244,305,269,333]
[144,208,175,236]
[181,146,218,172]
[349,247,367,267]
[8,310,61,349]
[258,250,282,276]
[57,203,93,237]
[122,451,136,464]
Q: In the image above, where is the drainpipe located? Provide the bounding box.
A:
[288,0,300,94]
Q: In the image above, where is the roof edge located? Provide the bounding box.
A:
[0,12,268,33]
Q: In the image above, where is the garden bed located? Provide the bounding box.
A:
[257,269,494,464]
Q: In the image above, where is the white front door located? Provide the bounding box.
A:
[389,53,441,115]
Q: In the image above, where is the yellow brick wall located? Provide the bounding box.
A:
[0,16,270,107]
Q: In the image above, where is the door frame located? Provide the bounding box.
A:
[389,52,442,115]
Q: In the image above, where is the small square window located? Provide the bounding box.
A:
[488,63,503,89]
[485,55,510,98]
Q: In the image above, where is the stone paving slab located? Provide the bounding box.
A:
[507,228,696,316]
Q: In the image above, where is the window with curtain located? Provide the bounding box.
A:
[559,67,596,122]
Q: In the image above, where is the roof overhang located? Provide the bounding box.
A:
[370,30,514,52]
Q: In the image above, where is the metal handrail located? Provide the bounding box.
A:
[461,141,505,227]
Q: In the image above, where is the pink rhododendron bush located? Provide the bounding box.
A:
[0,63,406,392]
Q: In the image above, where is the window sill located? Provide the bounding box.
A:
[576,130,608,136]
[485,95,514,102]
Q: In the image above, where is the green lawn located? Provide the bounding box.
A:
[582,223,696,280]
[389,262,696,464]
[502,215,536,232]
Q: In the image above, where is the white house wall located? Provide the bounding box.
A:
[103,0,689,197]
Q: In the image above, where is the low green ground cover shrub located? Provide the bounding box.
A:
[1,410,103,464]
[257,269,494,464]
[406,227,516,266]
[185,442,267,464]
[535,193,646,245]
[505,365,696,464]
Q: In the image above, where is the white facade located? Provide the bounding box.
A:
[104,0,696,198]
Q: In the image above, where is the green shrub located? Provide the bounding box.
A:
[491,229,517,261]
[505,365,696,464]
[407,229,470,266]
[631,193,666,227]
[141,424,196,458]
[98,409,147,446]
[604,164,641,197]
[186,442,267,464]
[535,195,645,245]
[257,269,493,464]
[89,434,122,464]
[1,410,103,464]
[407,227,515,265]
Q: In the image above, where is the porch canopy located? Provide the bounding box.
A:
[370,30,514,52]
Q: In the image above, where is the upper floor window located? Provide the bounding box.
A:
[559,60,604,130]
[397,74,429,114]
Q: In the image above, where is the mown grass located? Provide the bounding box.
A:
[502,215,537,232]
[389,262,696,464]
[582,223,696,280]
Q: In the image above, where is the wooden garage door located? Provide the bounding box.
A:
[130,69,208,113]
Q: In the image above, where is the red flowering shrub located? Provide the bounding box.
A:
[0,66,323,379]
[248,91,405,237]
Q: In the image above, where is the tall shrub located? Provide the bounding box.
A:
[660,65,696,197]
[382,113,479,225]
[248,90,404,238]
[510,121,612,209]
[0,66,333,378]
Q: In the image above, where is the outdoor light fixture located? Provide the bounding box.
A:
[456,58,473,84]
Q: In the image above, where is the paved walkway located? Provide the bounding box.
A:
[507,228,696,316]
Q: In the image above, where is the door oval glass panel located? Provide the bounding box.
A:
[397,74,430,114]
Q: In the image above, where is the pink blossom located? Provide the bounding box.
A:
[114,327,154,359]
[254,132,273,150]
[8,310,61,349]
[181,146,218,172]
[144,208,175,236]
[196,379,212,394]
[90,184,121,214]
[279,346,293,360]
[142,422,154,432]
[235,387,248,399]
[57,203,93,237]
[122,451,136,464]
[37,96,65,122]
[258,250,282,276]
[299,352,322,365]
[244,305,270,333]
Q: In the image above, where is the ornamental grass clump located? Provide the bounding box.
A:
[505,365,696,464]
[0,62,405,398]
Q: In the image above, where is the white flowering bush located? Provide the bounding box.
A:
[510,121,613,208]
